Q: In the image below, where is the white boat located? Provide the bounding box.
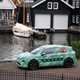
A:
[13,23,33,38]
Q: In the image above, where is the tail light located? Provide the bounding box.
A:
[59,48,67,53]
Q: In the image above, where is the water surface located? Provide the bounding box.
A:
[0,33,80,61]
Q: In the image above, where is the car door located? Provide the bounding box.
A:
[50,47,66,66]
[40,47,58,67]
[40,47,64,67]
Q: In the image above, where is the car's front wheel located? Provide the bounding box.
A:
[28,59,39,70]
[64,58,73,68]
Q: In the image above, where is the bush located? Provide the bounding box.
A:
[71,41,80,59]
[33,32,47,40]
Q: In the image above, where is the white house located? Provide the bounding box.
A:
[0,0,16,31]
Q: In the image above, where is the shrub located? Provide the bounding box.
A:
[71,41,80,59]
[33,32,47,40]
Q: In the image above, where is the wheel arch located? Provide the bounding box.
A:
[28,59,39,66]
[64,57,74,65]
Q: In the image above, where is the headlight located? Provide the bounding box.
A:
[17,57,24,61]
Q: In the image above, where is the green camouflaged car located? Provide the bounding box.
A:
[17,45,77,70]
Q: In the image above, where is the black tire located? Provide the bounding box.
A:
[64,58,73,68]
[28,60,39,70]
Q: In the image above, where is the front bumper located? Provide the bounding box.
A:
[17,59,28,68]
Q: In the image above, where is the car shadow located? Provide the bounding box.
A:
[18,65,76,71]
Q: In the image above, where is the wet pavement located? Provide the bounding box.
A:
[0,32,80,61]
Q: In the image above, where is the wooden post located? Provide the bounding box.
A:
[23,2,25,24]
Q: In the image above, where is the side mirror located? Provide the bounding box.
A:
[41,53,46,56]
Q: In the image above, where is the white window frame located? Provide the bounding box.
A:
[53,2,58,10]
[72,0,80,8]
[72,15,75,23]
[76,0,79,8]
[76,15,79,24]
[47,2,52,9]
[72,0,76,8]
[64,0,69,3]
[27,13,29,22]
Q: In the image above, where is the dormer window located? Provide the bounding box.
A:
[72,0,79,8]
[76,0,79,8]
[47,2,52,9]
[53,2,58,10]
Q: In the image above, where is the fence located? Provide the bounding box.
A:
[0,70,80,80]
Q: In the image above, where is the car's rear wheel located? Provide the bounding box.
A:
[28,60,39,70]
[64,58,73,68]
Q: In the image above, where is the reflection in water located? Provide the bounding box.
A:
[0,33,80,61]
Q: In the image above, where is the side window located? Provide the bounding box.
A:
[43,48,57,54]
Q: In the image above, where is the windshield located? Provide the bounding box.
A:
[31,47,43,54]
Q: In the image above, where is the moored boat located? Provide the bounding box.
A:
[13,23,33,38]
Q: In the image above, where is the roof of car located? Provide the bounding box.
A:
[31,44,72,54]
[40,44,71,48]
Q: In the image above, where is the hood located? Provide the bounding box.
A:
[17,51,32,58]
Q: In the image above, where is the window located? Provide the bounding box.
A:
[43,47,58,54]
[44,48,55,54]
[76,0,79,8]
[72,0,80,8]
[72,15,75,23]
[76,15,79,24]
[72,0,76,8]
[53,2,58,10]
[72,15,80,24]
[47,2,52,9]
[27,13,29,22]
